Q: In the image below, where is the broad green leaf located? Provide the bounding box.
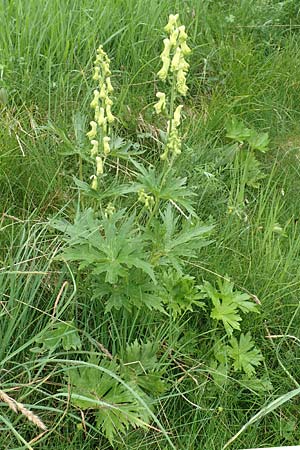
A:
[226,117,251,142]
[247,129,269,152]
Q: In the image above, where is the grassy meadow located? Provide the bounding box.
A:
[1,0,300,448]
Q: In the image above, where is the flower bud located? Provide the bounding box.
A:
[90,175,98,190]
[96,156,104,175]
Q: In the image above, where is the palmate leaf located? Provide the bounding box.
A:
[203,278,259,336]
[242,152,265,188]
[121,340,167,395]
[92,271,165,313]
[52,209,155,284]
[159,269,205,317]
[35,321,81,351]
[240,375,273,393]
[210,301,242,336]
[63,356,153,444]
[148,205,213,273]
[73,177,135,200]
[227,332,264,376]
[130,159,196,216]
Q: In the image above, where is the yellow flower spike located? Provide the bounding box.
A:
[106,77,114,93]
[176,69,188,96]
[171,47,182,72]
[103,136,111,155]
[164,14,179,33]
[154,92,166,114]
[173,105,183,127]
[157,57,170,81]
[96,156,104,175]
[90,175,98,190]
[106,104,115,123]
[90,139,99,157]
[90,90,100,109]
[87,121,98,139]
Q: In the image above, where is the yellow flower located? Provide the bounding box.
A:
[154,92,166,114]
[157,57,170,81]
[169,28,179,47]
[171,47,181,72]
[95,107,105,126]
[103,136,111,155]
[90,90,100,109]
[167,128,182,156]
[173,105,183,127]
[178,26,188,43]
[99,84,106,99]
[176,69,188,96]
[92,66,100,81]
[106,104,114,123]
[161,38,172,59]
[106,77,114,93]
[91,139,99,157]
[164,14,179,33]
[87,121,97,139]
[180,41,191,56]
